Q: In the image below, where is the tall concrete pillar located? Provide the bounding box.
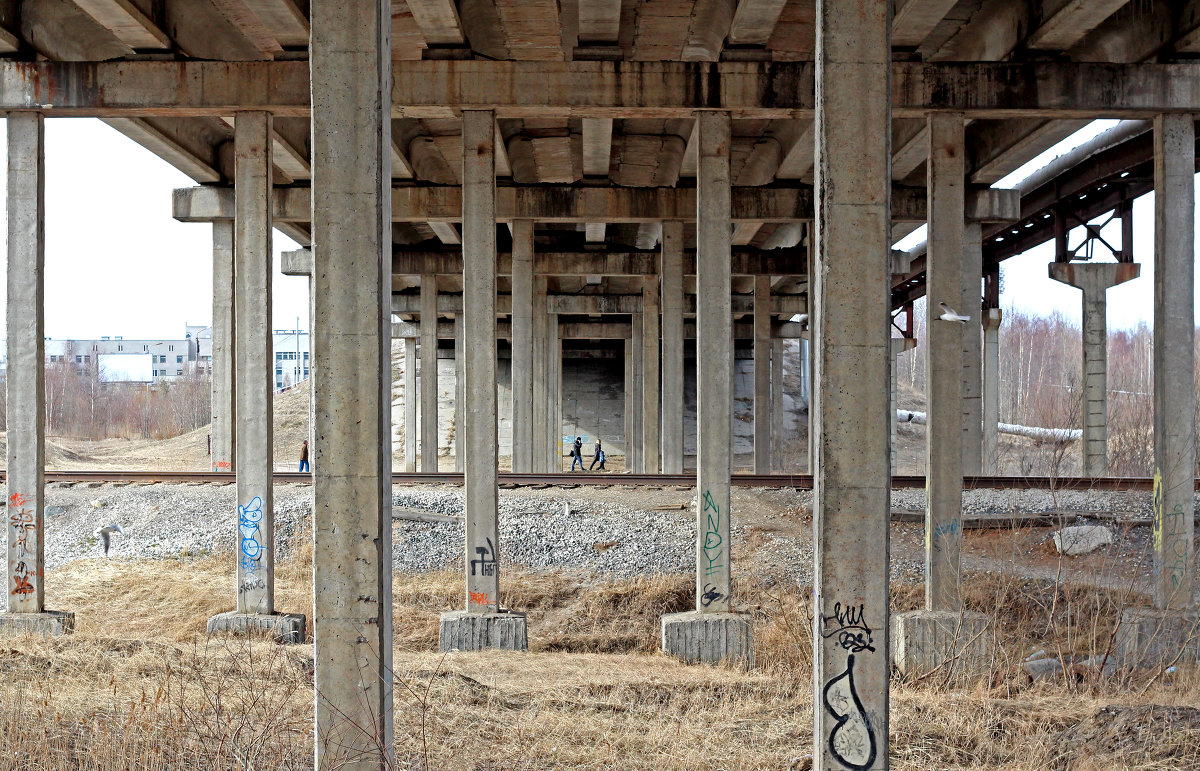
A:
[895,114,994,684]
[420,275,438,472]
[753,276,771,474]
[811,3,890,765]
[454,317,464,473]
[662,111,751,667]
[440,110,526,650]
[1048,261,1140,477]
[233,111,276,616]
[404,338,418,472]
[550,320,562,470]
[961,222,984,476]
[628,315,644,472]
[643,276,662,473]
[210,222,236,473]
[532,276,549,472]
[806,244,817,474]
[923,113,966,612]
[510,221,535,473]
[1,112,70,636]
[981,309,1002,475]
[661,222,685,473]
[1151,114,1195,611]
[770,337,784,472]
[1118,115,1200,666]
[310,0,394,762]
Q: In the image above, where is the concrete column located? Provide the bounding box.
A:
[233,111,275,617]
[662,111,751,668]
[532,276,548,472]
[961,222,984,476]
[2,112,71,636]
[510,221,535,473]
[420,275,438,472]
[439,110,526,650]
[624,337,634,467]
[981,309,1002,475]
[1151,114,1195,612]
[806,245,816,474]
[310,0,394,761]
[404,338,418,472]
[1048,262,1140,477]
[629,315,644,472]
[812,2,890,765]
[770,337,784,472]
[661,222,685,473]
[210,222,236,473]
[454,317,464,473]
[549,319,562,470]
[753,276,771,474]
[643,275,661,473]
[924,113,966,613]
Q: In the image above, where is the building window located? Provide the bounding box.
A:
[143,345,148,352]
[75,355,82,363]
[153,370,158,377]
[303,352,309,360]
[117,345,123,352]
[176,355,183,363]
[177,369,183,375]
[84,355,90,363]
[168,345,174,352]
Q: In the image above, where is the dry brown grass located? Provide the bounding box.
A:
[1,538,1198,770]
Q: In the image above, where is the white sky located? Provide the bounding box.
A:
[0,118,308,341]
[0,117,1191,339]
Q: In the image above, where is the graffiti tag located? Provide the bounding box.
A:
[238,496,264,574]
[470,538,498,577]
[701,490,724,578]
[823,653,876,770]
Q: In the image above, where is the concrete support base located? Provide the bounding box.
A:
[0,611,75,637]
[660,611,754,668]
[206,611,306,644]
[438,610,528,652]
[1115,608,1200,668]
[891,610,993,683]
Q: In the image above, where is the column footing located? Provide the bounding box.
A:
[891,610,993,684]
[661,610,754,668]
[0,611,74,637]
[1115,608,1200,668]
[439,610,528,652]
[206,611,306,644]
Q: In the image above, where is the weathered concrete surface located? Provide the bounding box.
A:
[1152,114,1195,611]
[661,222,685,474]
[892,610,994,684]
[1115,608,1200,667]
[210,221,235,473]
[510,220,534,473]
[310,0,395,765]
[642,276,661,474]
[232,110,274,616]
[403,337,418,472]
[420,274,439,472]
[206,611,305,644]
[660,611,753,668]
[961,222,983,476]
[6,112,47,615]
[925,112,966,613]
[439,610,528,652]
[753,275,771,474]
[1048,261,1140,477]
[0,611,74,637]
[982,309,1002,475]
[811,0,892,768]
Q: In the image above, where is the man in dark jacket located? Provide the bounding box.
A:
[589,438,606,470]
[299,439,310,473]
[570,436,584,470]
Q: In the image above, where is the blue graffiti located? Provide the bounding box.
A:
[239,496,263,573]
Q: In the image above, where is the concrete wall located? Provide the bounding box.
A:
[391,339,808,468]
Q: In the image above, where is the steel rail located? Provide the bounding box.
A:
[0,470,1173,490]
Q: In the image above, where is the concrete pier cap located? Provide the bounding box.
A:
[207,611,306,644]
[891,610,994,684]
[661,611,754,668]
[0,611,75,637]
[438,610,528,652]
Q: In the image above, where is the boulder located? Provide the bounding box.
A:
[1052,525,1113,556]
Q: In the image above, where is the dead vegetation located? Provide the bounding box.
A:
[0,526,1193,770]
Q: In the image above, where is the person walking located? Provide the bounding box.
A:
[299,439,310,473]
[589,438,606,471]
[570,436,584,471]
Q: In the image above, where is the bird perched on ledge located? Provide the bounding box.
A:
[938,302,970,324]
[94,523,126,557]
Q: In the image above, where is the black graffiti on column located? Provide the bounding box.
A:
[823,653,876,770]
[700,584,724,607]
[470,537,498,577]
[820,602,875,653]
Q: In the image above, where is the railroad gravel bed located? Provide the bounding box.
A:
[0,481,1183,610]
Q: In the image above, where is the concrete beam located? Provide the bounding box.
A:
[391,318,806,340]
[892,0,958,48]
[19,60,1200,118]
[405,0,467,45]
[392,249,806,276]
[1027,0,1132,51]
[728,0,788,45]
[280,247,312,276]
[103,118,223,184]
[391,292,805,315]
[70,0,171,49]
[172,183,931,223]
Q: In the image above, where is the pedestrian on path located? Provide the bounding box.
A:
[570,436,584,471]
[589,438,606,471]
[299,439,310,473]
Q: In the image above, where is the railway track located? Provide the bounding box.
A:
[0,470,1176,490]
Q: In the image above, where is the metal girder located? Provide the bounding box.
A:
[12,60,1200,118]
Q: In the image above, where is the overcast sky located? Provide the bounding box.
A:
[0,117,1193,341]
